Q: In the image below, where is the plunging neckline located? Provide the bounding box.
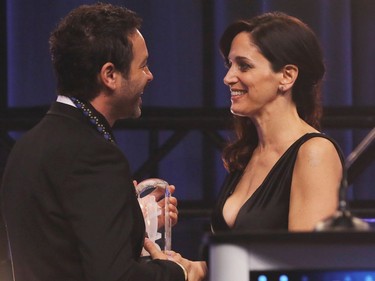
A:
[211,132,344,233]
[223,133,310,229]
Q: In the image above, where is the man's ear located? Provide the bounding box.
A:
[99,62,118,91]
[279,64,298,93]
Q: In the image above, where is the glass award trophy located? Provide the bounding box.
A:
[135,178,172,256]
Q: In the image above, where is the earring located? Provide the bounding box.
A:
[278,86,284,92]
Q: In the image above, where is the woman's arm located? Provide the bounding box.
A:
[289,137,343,231]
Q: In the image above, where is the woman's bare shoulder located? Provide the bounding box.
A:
[297,136,342,166]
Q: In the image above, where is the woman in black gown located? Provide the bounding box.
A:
[160,12,345,280]
[210,12,344,233]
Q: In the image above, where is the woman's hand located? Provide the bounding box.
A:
[144,238,207,281]
[167,250,207,281]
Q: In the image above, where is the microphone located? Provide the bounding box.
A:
[315,127,375,231]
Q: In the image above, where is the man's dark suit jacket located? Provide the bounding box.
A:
[1,102,184,281]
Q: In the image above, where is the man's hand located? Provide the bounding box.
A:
[155,185,178,227]
[134,180,179,227]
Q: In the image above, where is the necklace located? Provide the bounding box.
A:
[69,97,115,143]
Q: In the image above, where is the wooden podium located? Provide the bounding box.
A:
[208,231,375,281]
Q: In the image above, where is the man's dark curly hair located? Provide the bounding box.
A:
[49,3,142,101]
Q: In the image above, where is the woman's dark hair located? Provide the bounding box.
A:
[49,3,142,101]
[220,12,325,172]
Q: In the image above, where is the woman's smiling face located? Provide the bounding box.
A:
[223,31,283,118]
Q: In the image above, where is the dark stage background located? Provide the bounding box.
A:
[1,0,374,280]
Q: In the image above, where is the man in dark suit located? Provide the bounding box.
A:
[1,3,205,281]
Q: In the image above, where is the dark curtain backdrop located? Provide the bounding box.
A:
[1,0,374,266]
[6,0,374,200]
[2,0,374,237]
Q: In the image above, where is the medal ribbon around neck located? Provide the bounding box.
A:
[69,97,115,143]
